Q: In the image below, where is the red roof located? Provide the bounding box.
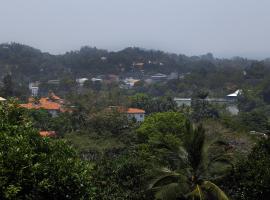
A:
[20,97,61,111]
[108,106,145,114]
[126,108,145,114]
[39,131,56,137]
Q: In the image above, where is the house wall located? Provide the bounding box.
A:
[127,113,145,122]
[174,98,192,107]
[30,87,39,97]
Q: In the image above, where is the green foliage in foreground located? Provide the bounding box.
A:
[137,112,187,144]
[136,112,188,167]
[225,138,270,200]
[91,154,153,200]
[0,102,94,200]
[149,124,231,200]
[1,101,266,200]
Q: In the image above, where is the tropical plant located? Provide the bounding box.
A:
[92,154,153,200]
[225,138,270,200]
[149,124,232,200]
[0,101,94,199]
[136,112,188,167]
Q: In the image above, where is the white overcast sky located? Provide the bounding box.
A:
[0,0,270,59]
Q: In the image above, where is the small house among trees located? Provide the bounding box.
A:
[109,106,145,122]
[125,108,145,122]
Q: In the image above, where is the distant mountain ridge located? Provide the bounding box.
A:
[0,43,265,83]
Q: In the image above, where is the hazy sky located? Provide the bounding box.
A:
[1,0,270,59]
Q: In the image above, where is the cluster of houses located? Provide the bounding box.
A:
[0,88,242,139]
[20,91,146,122]
[75,72,181,89]
[16,92,146,138]
[28,70,183,97]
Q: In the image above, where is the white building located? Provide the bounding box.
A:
[123,78,140,88]
[91,77,103,82]
[174,98,192,107]
[76,78,89,86]
[133,62,144,67]
[227,89,242,97]
[47,80,60,85]
[126,108,145,122]
[31,87,39,97]
[109,106,146,122]
[101,56,107,61]
[151,73,168,80]
[29,82,39,97]
[226,89,242,101]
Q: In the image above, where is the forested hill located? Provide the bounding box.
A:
[0,42,268,83]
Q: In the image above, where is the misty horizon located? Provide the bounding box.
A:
[2,41,269,61]
[1,0,270,59]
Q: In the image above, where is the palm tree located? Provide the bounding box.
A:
[149,123,232,200]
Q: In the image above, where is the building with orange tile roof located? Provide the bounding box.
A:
[108,106,145,122]
[126,108,145,122]
[126,108,145,114]
[20,93,65,117]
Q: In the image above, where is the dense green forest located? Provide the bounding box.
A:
[1,43,270,199]
[1,42,270,97]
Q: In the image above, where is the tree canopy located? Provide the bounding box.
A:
[0,102,94,199]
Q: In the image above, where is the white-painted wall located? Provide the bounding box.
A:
[127,113,145,122]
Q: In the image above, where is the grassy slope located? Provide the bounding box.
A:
[65,132,126,153]
[202,119,258,160]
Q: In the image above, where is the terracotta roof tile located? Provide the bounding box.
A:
[20,97,61,111]
[108,106,145,114]
[126,108,145,114]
